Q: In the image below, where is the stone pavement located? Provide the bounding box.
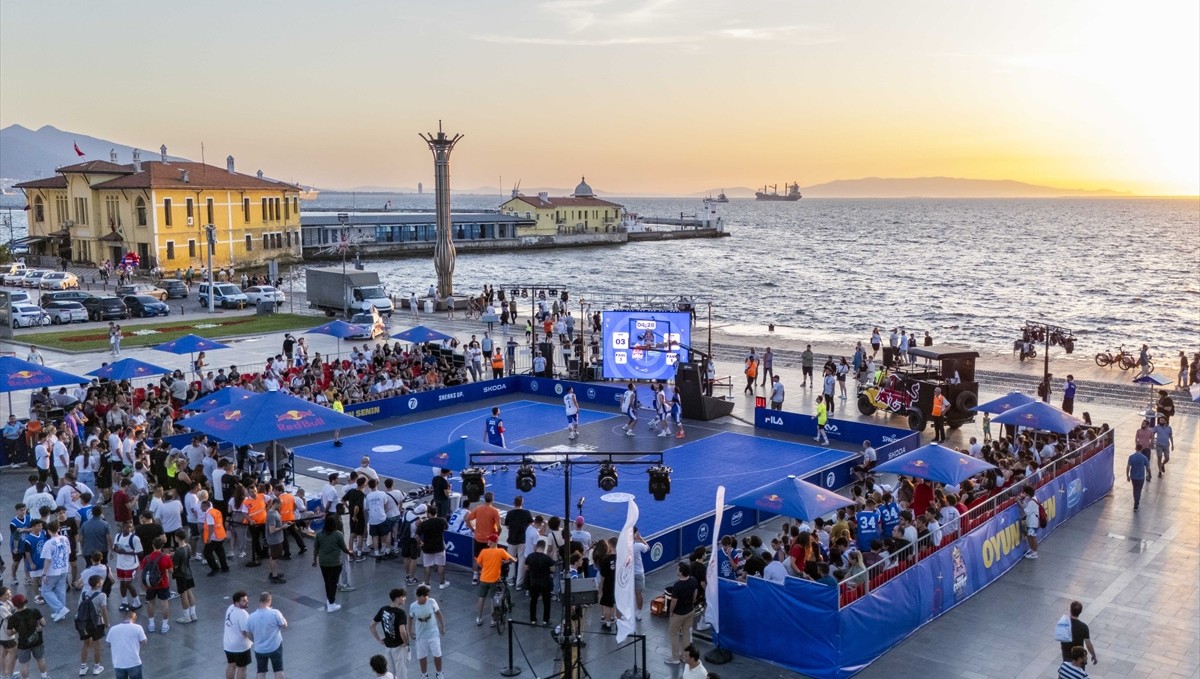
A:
[3,315,1196,678]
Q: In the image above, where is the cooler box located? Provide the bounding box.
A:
[423,300,434,314]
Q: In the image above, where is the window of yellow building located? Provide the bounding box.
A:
[33,198,44,223]
[166,241,175,260]
[56,196,69,225]
[74,197,88,225]
[186,198,194,220]
[243,198,251,223]
[245,234,253,252]
[261,198,269,222]
[207,198,215,225]
[164,199,173,226]
[188,240,197,258]
[105,195,121,229]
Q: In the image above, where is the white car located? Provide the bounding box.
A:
[11,303,50,328]
[7,291,31,306]
[348,308,388,339]
[39,272,80,290]
[19,270,49,288]
[244,285,285,306]
[2,270,29,286]
[43,300,88,324]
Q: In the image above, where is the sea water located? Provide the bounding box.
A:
[3,195,1196,356]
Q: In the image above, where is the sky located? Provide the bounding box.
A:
[1,1,1197,195]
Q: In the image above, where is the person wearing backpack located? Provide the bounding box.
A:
[76,573,108,676]
[1019,485,1041,560]
[1056,601,1098,665]
[138,535,174,634]
[5,594,47,679]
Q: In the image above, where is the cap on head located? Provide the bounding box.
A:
[487,533,500,544]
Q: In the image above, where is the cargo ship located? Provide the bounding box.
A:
[755,182,802,201]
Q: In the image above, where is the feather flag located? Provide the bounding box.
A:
[613,495,640,644]
[704,485,725,637]
[73,142,85,157]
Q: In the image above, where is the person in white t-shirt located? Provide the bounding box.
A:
[763,552,788,584]
[155,490,185,540]
[364,480,390,558]
[106,609,148,675]
[223,590,253,679]
[354,457,379,482]
[631,527,650,619]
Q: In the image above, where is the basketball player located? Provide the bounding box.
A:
[655,384,670,437]
[484,407,506,448]
[564,387,580,440]
[620,384,637,436]
[670,389,685,439]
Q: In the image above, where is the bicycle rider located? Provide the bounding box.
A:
[474,533,514,627]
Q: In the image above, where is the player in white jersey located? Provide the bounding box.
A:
[620,384,637,436]
[655,385,670,437]
[564,387,580,440]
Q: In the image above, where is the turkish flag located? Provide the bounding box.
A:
[74,142,85,157]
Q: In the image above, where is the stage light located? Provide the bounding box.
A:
[462,468,486,503]
[597,463,618,492]
[521,288,528,297]
[516,464,537,493]
[648,464,672,501]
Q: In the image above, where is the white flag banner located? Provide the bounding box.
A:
[614,496,640,644]
[704,485,725,635]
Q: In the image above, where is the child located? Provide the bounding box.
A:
[982,413,992,443]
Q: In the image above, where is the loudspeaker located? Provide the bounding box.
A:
[537,342,555,377]
[565,576,599,606]
[675,363,735,421]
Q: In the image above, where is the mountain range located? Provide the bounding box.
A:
[2,124,1129,198]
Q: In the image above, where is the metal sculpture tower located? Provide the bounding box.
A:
[420,122,463,299]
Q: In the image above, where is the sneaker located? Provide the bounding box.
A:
[657,431,668,437]
[33,596,45,606]
[625,430,635,437]
[1024,551,1038,559]
[439,581,450,589]
[239,552,247,559]
[80,663,90,676]
[176,615,194,624]
[92,665,105,675]
[161,622,170,634]
[476,616,483,626]
[326,602,342,612]
[168,590,180,599]
[490,619,497,627]
[338,584,356,592]
[675,432,684,439]
[635,611,643,620]
[436,673,445,679]
[406,576,419,584]
[148,620,156,633]
[472,575,480,585]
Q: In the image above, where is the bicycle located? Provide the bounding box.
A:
[491,563,513,635]
[1095,346,1150,372]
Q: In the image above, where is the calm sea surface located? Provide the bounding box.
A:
[3,195,1197,356]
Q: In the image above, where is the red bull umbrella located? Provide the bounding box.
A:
[728,475,855,521]
[872,443,997,486]
[0,356,89,393]
[404,435,513,470]
[86,357,171,381]
[182,386,257,412]
[174,391,367,446]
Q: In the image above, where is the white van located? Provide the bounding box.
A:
[197,282,250,309]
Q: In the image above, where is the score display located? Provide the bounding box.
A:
[601,311,690,381]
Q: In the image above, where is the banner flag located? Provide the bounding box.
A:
[74,142,85,157]
[704,485,725,636]
[614,495,640,643]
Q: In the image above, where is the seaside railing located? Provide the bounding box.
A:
[836,427,1114,607]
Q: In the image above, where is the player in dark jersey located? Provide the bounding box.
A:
[484,407,506,448]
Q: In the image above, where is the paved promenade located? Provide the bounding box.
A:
[1,311,1195,678]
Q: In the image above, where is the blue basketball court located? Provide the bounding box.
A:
[294,397,858,537]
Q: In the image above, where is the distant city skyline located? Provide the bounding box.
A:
[1,1,1196,196]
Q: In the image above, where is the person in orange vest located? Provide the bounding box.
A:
[201,499,229,574]
[744,354,759,394]
[275,483,307,558]
[930,387,951,443]
[491,349,504,380]
[242,485,268,567]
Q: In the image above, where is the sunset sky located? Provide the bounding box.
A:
[1,0,1197,195]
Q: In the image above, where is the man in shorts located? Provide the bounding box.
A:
[244,591,287,679]
[265,499,288,584]
[407,585,446,679]
[138,535,174,634]
[620,383,638,436]
[416,505,449,589]
[564,386,580,440]
[474,534,515,626]
[223,591,253,679]
[78,573,109,676]
[1020,485,1040,559]
[111,520,143,612]
[466,493,501,585]
[6,594,47,679]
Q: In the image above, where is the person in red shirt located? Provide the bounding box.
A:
[112,479,134,524]
[138,535,174,634]
[910,478,934,518]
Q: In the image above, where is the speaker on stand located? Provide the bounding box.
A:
[675,362,734,421]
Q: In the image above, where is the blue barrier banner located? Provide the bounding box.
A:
[680,515,716,557]
[445,532,474,568]
[339,377,520,422]
[876,431,921,462]
[718,576,841,678]
[755,406,911,449]
[643,531,680,572]
[517,376,626,408]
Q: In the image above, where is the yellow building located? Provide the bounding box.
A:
[499,177,623,235]
[15,150,301,271]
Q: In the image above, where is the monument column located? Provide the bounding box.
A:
[420,122,463,299]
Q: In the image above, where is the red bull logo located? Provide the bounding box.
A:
[10,370,52,387]
[755,493,784,511]
[223,410,244,421]
[276,409,323,432]
[434,452,449,463]
[815,493,827,502]
[277,409,313,422]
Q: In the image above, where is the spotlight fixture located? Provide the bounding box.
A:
[647,464,672,501]
[516,464,537,493]
[597,463,618,492]
[462,468,486,503]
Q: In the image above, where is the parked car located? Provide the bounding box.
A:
[11,304,50,328]
[20,270,50,288]
[82,296,129,321]
[39,272,80,290]
[1,263,27,280]
[123,295,170,318]
[244,285,285,306]
[40,290,93,305]
[196,282,249,309]
[348,307,387,339]
[162,279,190,299]
[43,300,89,325]
[2,269,31,286]
[8,291,32,306]
[115,283,167,301]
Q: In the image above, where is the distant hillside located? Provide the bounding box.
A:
[0,124,188,181]
[800,176,1128,198]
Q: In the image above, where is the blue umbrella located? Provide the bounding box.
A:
[727,475,855,521]
[1132,373,1173,416]
[391,325,454,344]
[183,386,257,412]
[152,334,231,355]
[86,358,171,381]
[306,320,369,358]
[175,391,367,446]
[404,435,513,470]
[872,443,996,486]
[0,356,89,394]
[989,401,1084,435]
[974,391,1038,415]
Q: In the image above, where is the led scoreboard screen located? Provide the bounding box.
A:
[601,311,690,381]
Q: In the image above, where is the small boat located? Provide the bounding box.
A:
[298,186,320,200]
[755,182,802,201]
[715,190,729,203]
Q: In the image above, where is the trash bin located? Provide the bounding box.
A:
[256,300,275,316]
[423,300,434,314]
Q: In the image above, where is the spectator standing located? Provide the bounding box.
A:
[414,505,449,589]
[407,585,446,679]
[760,347,774,386]
[466,493,501,585]
[111,520,143,612]
[474,534,514,626]
[815,397,829,445]
[681,644,708,679]
[369,588,409,679]
[76,574,108,676]
[431,469,452,523]
[38,521,72,622]
[203,499,231,575]
[524,539,555,625]
[1126,447,1151,512]
[105,608,147,679]
[244,592,287,679]
[7,594,47,679]
[1153,417,1174,475]
[504,496,532,587]
[801,345,814,387]
[312,518,352,613]
[138,535,174,634]
[1058,601,1098,665]
[1061,375,1077,414]
[223,591,253,679]
[1058,647,1090,679]
[664,562,700,665]
[1020,486,1040,559]
[930,387,950,443]
[266,499,288,584]
[769,376,785,411]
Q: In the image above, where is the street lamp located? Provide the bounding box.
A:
[204,224,216,312]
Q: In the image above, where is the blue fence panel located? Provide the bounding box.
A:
[718,576,841,679]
